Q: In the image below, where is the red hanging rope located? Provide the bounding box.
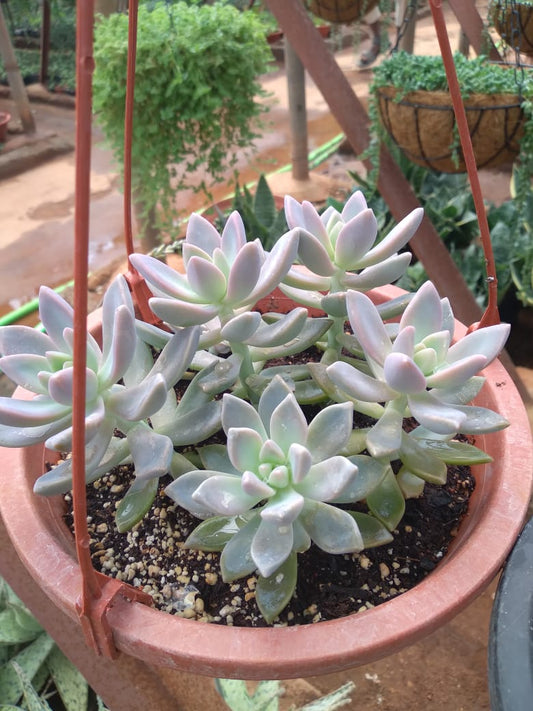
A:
[429,0,500,330]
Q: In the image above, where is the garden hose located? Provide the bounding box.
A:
[0,133,346,331]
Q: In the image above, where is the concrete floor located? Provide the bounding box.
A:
[0,4,530,710]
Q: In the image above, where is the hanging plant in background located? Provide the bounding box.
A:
[92,0,272,249]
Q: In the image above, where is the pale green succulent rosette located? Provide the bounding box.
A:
[166,375,392,622]
[0,275,200,525]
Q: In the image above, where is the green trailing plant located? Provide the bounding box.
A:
[215,678,354,711]
[0,577,107,710]
[92,1,273,249]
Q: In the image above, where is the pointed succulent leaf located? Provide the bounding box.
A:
[425,354,487,390]
[185,515,245,552]
[407,392,467,435]
[285,196,328,247]
[399,432,447,484]
[0,354,50,394]
[334,209,378,270]
[193,474,265,515]
[392,325,415,357]
[397,468,426,498]
[0,395,69,428]
[186,257,227,303]
[198,443,239,475]
[281,266,330,291]
[251,517,295,578]
[295,456,358,501]
[255,552,298,624]
[38,286,73,350]
[0,414,72,448]
[221,311,262,342]
[247,230,300,303]
[297,229,335,276]
[225,240,264,305]
[250,317,332,362]
[366,399,406,458]
[332,455,389,503]
[434,375,485,405]
[257,375,293,434]
[116,477,159,532]
[300,501,364,553]
[227,427,263,472]
[447,323,510,365]
[186,212,221,254]
[357,208,423,267]
[448,404,510,433]
[306,401,354,462]
[98,306,137,388]
[165,401,222,446]
[346,290,391,365]
[242,471,276,498]
[130,253,200,301]
[127,424,173,482]
[340,190,368,221]
[45,395,106,451]
[245,308,308,348]
[219,514,261,582]
[412,436,492,465]
[384,352,426,394]
[165,471,218,519]
[220,210,247,258]
[0,325,54,357]
[399,281,443,340]
[149,296,219,328]
[109,374,168,421]
[222,393,267,438]
[327,361,396,402]
[147,326,200,387]
[420,330,451,364]
[182,241,212,268]
[270,394,307,452]
[347,511,394,548]
[288,442,312,484]
[367,468,406,531]
[342,253,412,291]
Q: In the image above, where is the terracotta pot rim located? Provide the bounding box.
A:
[1,285,531,679]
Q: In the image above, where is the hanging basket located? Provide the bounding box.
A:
[492,1,533,57]
[0,285,531,679]
[376,86,525,173]
[306,0,379,24]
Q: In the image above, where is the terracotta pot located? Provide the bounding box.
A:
[0,111,11,144]
[376,87,525,173]
[0,285,531,680]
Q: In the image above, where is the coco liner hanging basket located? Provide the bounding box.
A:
[376,86,525,173]
[306,0,379,24]
[0,285,531,679]
[492,1,533,57]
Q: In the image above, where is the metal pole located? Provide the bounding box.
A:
[0,5,36,134]
[285,36,309,181]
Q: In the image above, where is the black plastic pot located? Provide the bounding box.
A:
[488,516,533,711]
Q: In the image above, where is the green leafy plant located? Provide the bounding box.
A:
[92,1,273,249]
[215,678,354,711]
[0,577,107,710]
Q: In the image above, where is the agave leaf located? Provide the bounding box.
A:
[346,511,394,548]
[0,633,54,706]
[115,477,159,532]
[255,552,298,624]
[0,608,42,645]
[300,501,363,554]
[219,514,261,582]
[367,468,406,532]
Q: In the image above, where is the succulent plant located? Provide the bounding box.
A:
[0,189,511,624]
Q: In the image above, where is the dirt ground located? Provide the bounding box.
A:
[0,3,531,710]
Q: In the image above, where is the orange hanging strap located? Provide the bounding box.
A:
[429,0,501,331]
[72,0,151,659]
